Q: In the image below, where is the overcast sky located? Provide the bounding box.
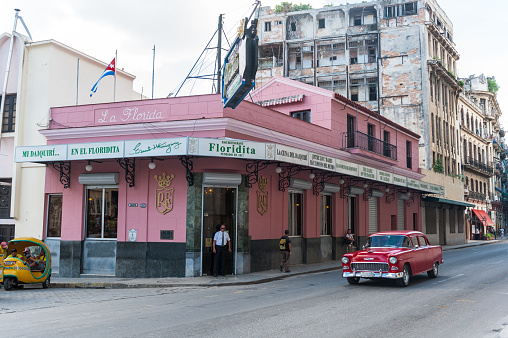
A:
[1,0,506,127]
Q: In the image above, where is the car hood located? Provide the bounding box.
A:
[350,248,409,261]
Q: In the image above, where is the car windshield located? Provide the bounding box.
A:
[367,235,409,248]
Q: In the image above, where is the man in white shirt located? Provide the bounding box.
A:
[213,223,231,277]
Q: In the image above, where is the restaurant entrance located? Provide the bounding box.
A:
[201,187,237,276]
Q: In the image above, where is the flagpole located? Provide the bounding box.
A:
[114,50,117,102]
[76,57,79,105]
[152,45,155,99]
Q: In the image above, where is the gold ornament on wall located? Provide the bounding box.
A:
[154,172,175,215]
[256,176,269,215]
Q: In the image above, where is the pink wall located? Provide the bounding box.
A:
[49,79,420,174]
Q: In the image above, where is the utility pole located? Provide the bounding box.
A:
[216,14,222,94]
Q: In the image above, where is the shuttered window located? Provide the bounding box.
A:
[397,199,405,230]
[368,197,378,234]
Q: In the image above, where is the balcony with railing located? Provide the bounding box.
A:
[468,191,486,201]
[341,131,397,160]
[463,156,494,176]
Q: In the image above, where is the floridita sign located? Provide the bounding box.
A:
[14,137,443,194]
[94,104,169,126]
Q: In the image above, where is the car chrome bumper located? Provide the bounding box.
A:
[343,271,403,279]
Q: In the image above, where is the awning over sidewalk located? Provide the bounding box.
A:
[422,196,474,208]
[472,209,495,227]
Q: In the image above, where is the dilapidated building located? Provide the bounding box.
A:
[255,0,470,245]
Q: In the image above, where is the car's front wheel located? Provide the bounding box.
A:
[427,262,439,278]
[347,277,360,284]
[396,264,411,287]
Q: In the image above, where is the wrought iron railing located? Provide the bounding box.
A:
[469,191,486,201]
[342,131,397,160]
[464,156,493,175]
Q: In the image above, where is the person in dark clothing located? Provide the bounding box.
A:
[279,230,292,273]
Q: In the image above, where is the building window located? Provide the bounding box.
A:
[291,110,311,122]
[368,124,375,151]
[406,141,412,169]
[0,180,12,219]
[385,2,417,18]
[86,187,118,238]
[321,194,332,236]
[347,39,377,65]
[47,194,62,237]
[274,20,282,25]
[353,16,362,26]
[1,94,16,133]
[291,22,296,31]
[383,131,391,157]
[288,191,303,236]
[265,21,271,32]
[318,18,325,29]
[347,115,355,148]
[369,83,377,101]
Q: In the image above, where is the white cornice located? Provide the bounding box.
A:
[40,118,423,180]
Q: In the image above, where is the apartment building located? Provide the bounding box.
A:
[459,74,506,236]
[255,0,469,245]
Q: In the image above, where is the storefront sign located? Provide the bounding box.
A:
[275,144,309,166]
[154,172,175,215]
[68,141,124,160]
[95,104,169,126]
[359,165,376,180]
[407,178,420,189]
[125,137,187,157]
[428,183,444,195]
[419,181,430,192]
[309,153,335,170]
[191,138,266,159]
[15,144,67,162]
[222,18,258,109]
[377,170,392,184]
[335,159,359,176]
[256,176,269,215]
[392,174,407,187]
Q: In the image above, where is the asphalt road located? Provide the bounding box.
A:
[2,241,508,337]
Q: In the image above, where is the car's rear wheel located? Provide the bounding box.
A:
[42,276,50,289]
[3,277,15,291]
[396,264,411,287]
[427,262,439,278]
[347,277,360,284]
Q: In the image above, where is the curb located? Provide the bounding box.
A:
[50,266,341,289]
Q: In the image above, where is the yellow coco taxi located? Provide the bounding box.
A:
[0,237,51,291]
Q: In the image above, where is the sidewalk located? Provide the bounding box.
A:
[50,238,503,289]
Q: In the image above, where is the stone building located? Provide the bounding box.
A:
[255,0,469,245]
[459,74,506,236]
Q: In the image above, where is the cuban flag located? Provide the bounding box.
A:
[90,58,115,97]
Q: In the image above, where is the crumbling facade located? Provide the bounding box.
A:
[255,0,470,245]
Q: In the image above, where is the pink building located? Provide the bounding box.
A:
[16,77,440,277]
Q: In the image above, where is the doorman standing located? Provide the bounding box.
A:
[213,223,231,277]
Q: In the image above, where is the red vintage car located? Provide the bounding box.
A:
[341,231,443,287]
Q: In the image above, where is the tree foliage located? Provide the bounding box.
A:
[275,2,313,13]
[488,77,499,94]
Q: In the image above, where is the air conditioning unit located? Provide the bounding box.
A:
[302,46,312,52]
[464,190,469,196]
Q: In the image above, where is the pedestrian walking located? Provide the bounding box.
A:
[279,230,292,273]
[213,223,231,277]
